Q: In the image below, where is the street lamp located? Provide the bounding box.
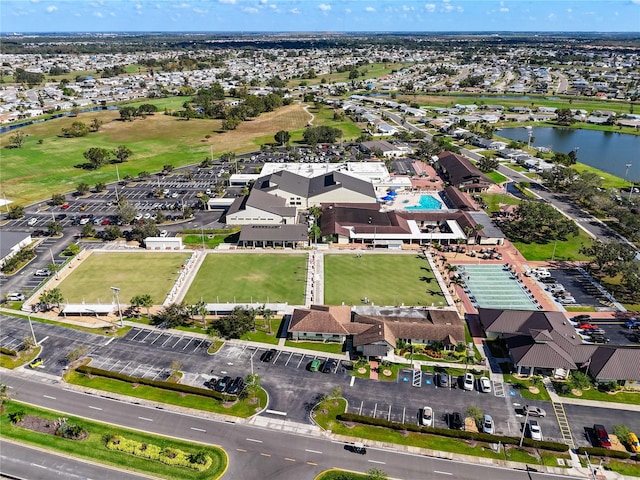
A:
[519,407,531,447]
[27,315,37,347]
[110,286,123,327]
[625,163,633,201]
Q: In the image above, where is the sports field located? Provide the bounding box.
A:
[323,253,446,307]
[184,253,307,305]
[56,252,190,304]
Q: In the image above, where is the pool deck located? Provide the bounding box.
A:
[380,189,443,211]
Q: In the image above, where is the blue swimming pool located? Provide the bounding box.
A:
[405,195,443,211]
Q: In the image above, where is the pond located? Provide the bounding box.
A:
[498,127,640,182]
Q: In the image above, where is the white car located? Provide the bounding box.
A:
[420,406,433,427]
[463,373,475,391]
[528,420,543,441]
[482,414,495,435]
[480,376,492,393]
[34,269,51,277]
[27,218,38,226]
[159,230,168,237]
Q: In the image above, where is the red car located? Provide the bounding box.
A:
[61,203,70,210]
[101,219,111,225]
[579,323,599,330]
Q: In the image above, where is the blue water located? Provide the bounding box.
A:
[405,195,443,211]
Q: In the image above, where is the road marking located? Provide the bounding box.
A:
[306,462,318,466]
[265,409,287,416]
[88,406,102,410]
[236,448,247,452]
[138,416,153,421]
[38,336,49,344]
[434,471,452,475]
[246,438,263,443]
[284,458,296,462]
[305,449,322,454]
[260,453,271,457]
[368,460,385,465]
[43,395,56,400]
[31,464,47,469]
[284,352,294,366]
[296,354,305,368]
[350,376,356,387]
[103,337,115,346]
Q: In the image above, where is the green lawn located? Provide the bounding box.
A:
[241,319,282,345]
[316,470,369,480]
[555,385,640,406]
[66,370,267,418]
[485,171,508,184]
[57,252,190,304]
[284,340,344,354]
[184,253,307,304]
[478,192,521,214]
[323,254,445,307]
[513,229,593,262]
[1,402,227,480]
[503,374,551,402]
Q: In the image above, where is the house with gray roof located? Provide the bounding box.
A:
[225,188,297,226]
[0,231,32,269]
[237,224,309,249]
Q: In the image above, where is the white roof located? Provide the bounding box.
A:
[62,303,115,314]
[260,162,391,183]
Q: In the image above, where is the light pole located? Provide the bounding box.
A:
[110,286,123,327]
[519,408,531,447]
[27,315,37,346]
[625,162,633,201]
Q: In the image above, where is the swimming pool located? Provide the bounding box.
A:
[405,195,443,211]
[455,264,539,310]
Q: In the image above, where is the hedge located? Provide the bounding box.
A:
[336,413,568,452]
[1,347,17,356]
[75,365,232,402]
[577,447,631,459]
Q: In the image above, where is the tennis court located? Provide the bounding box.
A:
[455,264,539,310]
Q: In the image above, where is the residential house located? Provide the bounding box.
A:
[437,151,492,193]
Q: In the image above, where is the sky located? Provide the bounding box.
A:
[2,0,639,33]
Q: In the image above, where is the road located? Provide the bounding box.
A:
[0,372,578,480]
[0,439,149,480]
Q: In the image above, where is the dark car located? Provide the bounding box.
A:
[573,315,592,323]
[214,376,232,393]
[594,424,612,449]
[261,349,276,363]
[322,359,337,373]
[226,376,244,395]
[438,372,450,388]
[625,319,640,329]
[539,277,557,284]
[448,412,463,430]
[591,334,610,344]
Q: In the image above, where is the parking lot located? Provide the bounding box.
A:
[540,268,615,309]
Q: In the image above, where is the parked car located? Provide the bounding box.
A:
[627,432,640,453]
[261,349,276,363]
[482,414,495,435]
[7,293,25,302]
[347,442,366,455]
[522,405,546,417]
[480,376,492,393]
[29,357,44,369]
[34,269,51,277]
[579,323,600,331]
[625,319,640,330]
[214,375,232,393]
[322,359,337,373]
[60,203,70,210]
[573,314,592,323]
[591,334,610,344]
[528,420,543,441]
[559,296,576,304]
[448,412,463,430]
[27,217,38,226]
[594,424,612,449]
[420,406,433,427]
[438,372,449,388]
[463,372,474,391]
[309,359,321,372]
[226,376,244,395]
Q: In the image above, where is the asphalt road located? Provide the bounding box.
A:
[0,440,149,480]
[1,371,580,480]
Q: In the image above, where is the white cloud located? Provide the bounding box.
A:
[193,7,208,14]
[135,4,142,10]
[499,7,508,12]
[444,4,454,12]
[425,3,435,13]
[365,6,375,12]
[318,3,331,12]
[93,11,104,17]
[631,0,640,4]
[457,6,463,12]
[289,7,300,14]
[548,13,556,20]
[402,5,413,11]
[567,8,572,13]
[46,5,57,12]
[345,8,351,13]
[111,11,117,16]
[243,6,259,13]
[30,0,41,3]
[219,0,236,4]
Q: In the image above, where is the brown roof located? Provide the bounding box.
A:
[288,305,353,334]
[588,347,640,382]
[443,186,477,211]
[438,151,491,187]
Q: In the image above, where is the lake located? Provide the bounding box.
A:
[498,127,640,182]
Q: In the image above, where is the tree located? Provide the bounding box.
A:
[192,299,208,328]
[119,106,138,121]
[211,307,255,339]
[94,182,106,192]
[501,200,579,244]
[465,405,484,428]
[81,223,96,238]
[555,108,574,125]
[151,302,190,328]
[274,130,290,146]
[83,147,111,169]
[7,131,25,148]
[130,294,153,318]
[367,468,389,480]
[131,219,160,244]
[66,346,88,362]
[76,182,90,195]
[221,116,241,131]
[61,121,89,137]
[89,117,103,132]
[303,126,342,146]
[569,371,592,391]
[162,164,174,174]
[47,221,63,236]
[612,425,631,446]
[620,261,640,295]
[580,240,635,275]
[117,198,137,224]
[263,307,274,334]
[7,205,25,219]
[51,193,66,205]
[0,383,11,413]
[40,287,63,310]
[112,145,132,164]
[477,156,499,173]
[103,225,122,241]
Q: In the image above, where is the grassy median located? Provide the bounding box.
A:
[1,401,227,480]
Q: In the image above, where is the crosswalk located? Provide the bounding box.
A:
[552,402,574,448]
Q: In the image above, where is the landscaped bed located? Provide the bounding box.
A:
[1,402,227,480]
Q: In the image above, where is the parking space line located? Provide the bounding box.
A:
[284,457,296,462]
[130,329,144,341]
[304,449,322,454]
[150,333,164,344]
[141,330,155,343]
[193,338,204,351]
[172,336,183,348]
[358,401,363,416]
[119,361,132,374]
[273,350,283,363]
[368,460,386,465]
[373,403,378,418]
[402,407,406,424]
[260,453,271,457]
[161,335,173,347]
[387,404,392,421]
[284,352,294,366]
[296,354,306,368]
[190,427,206,433]
[182,338,193,350]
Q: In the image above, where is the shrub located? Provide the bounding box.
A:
[577,447,630,459]
[9,410,25,423]
[0,347,17,356]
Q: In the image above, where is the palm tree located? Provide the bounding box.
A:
[263,308,274,334]
[192,299,208,328]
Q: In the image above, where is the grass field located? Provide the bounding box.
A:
[57,252,190,304]
[184,253,307,304]
[0,103,310,205]
[323,254,445,307]
[513,229,593,262]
